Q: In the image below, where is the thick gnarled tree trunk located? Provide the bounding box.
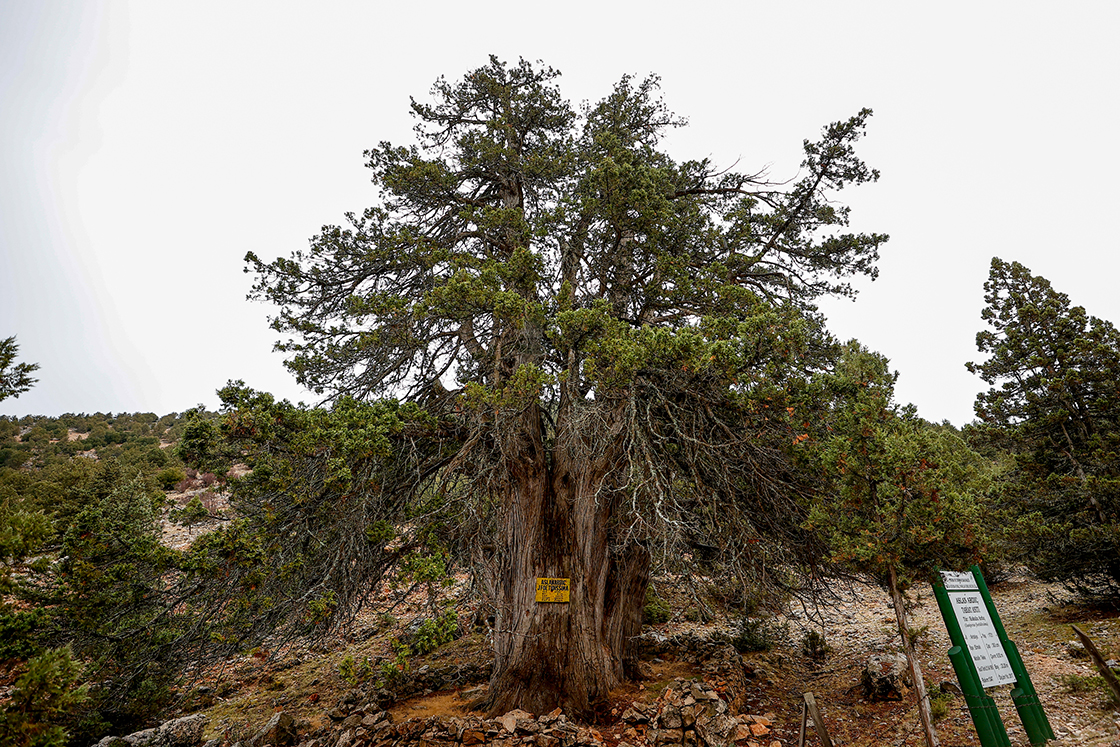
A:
[484,408,648,718]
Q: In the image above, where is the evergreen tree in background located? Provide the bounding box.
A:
[0,647,87,747]
[0,342,93,745]
[0,405,210,740]
[0,336,39,403]
[968,257,1120,598]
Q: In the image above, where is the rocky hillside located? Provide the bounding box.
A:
[99,501,1120,747]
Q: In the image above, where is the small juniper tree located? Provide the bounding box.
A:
[805,342,990,747]
[0,647,87,747]
[172,494,210,534]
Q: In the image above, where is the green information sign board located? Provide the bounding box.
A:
[933,565,1054,746]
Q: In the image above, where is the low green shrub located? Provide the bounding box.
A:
[170,495,209,529]
[410,610,459,656]
[1060,672,1117,704]
[707,577,762,615]
[0,647,87,747]
[800,629,830,661]
[156,468,186,491]
[643,587,671,624]
[929,689,953,722]
[377,640,411,689]
[722,616,783,653]
[338,655,374,686]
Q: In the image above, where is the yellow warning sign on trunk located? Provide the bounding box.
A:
[535,577,570,603]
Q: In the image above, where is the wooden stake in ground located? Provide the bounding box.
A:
[1071,624,1120,705]
[798,691,834,747]
[889,566,940,747]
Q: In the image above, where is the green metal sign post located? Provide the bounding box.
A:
[933,565,1053,746]
[970,565,1054,744]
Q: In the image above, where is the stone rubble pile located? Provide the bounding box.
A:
[697,644,753,715]
[622,678,780,747]
[390,661,494,703]
[91,677,785,747]
[329,705,605,747]
[94,712,298,747]
[94,714,212,747]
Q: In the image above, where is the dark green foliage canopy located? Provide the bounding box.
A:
[0,337,38,403]
[806,343,988,588]
[247,57,886,404]
[968,257,1120,597]
[240,58,890,624]
[178,383,455,641]
[0,647,87,747]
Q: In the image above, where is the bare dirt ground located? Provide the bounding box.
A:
[179,573,1120,746]
[766,575,1120,746]
[158,505,1120,746]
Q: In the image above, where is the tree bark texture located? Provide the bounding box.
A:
[484,407,649,718]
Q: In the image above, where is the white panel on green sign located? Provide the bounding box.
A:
[940,570,978,591]
[940,571,1017,688]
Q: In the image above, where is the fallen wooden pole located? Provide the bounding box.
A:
[1071,624,1120,706]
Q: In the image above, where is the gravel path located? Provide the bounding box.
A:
[773,574,1120,746]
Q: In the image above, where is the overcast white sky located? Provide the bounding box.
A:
[2,2,1117,424]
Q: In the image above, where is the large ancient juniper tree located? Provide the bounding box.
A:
[246,57,886,715]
